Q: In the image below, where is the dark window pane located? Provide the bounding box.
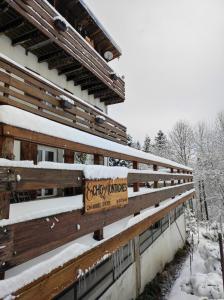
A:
[45,151,54,162]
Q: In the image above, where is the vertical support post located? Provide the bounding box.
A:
[177,169,181,184]
[21,142,37,164]
[0,192,10,220]
[64,149,75,196]
[21,141,38,200]
[154,165,160,207]
[171,168,174,186]
[93,154,104,241]
[218,233,224,293]
[183,170,186,183]
[133,161,139,192]
[133,161,140,216]
[0,137,14,160]
[133,236,141,297]
[153,164,158,188]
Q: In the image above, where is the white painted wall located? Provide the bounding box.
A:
[140,214,186,292]
[101,263,137,300]
[100,214,186,300]
[0,35,107,113]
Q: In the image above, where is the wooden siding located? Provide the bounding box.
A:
[0,56,127,144]
[0,0,125,104]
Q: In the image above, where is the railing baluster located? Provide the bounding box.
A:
[153,164,158,188]
[93,154,104,241]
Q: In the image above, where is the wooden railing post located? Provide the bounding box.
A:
[133,161,139,192]
[171,168,174,186]
[183,170,186,183]
[64,149,75,196]
[133,161,140,216]
[177,169,181,184]
[153,164,158,188]
[0,137,14,160]
[93,154,104,241]
[21,142,37,164]
[0,192,10,220]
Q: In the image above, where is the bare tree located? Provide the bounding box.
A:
[169,120,194,166]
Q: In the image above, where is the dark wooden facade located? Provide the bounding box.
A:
[0,0,125,105]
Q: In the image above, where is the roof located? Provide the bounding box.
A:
[79,0,122,58]
[53,0,122,60]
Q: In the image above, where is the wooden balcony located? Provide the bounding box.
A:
[0,0,125,104]
[0,55,127,144]
[0,107,194,298]
[0,163,194,299]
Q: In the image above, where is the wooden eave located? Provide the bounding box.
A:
[0,0,125,105]
[52,0,122,60]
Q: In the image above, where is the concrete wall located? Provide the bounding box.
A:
[0,35,107,113]
[100,214,186,300]
[140,214,186,292]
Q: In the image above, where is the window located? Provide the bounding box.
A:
[37,146,58,197]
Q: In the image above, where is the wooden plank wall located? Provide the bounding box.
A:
[0,57,127,144]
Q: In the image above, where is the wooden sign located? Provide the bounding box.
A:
[84,178,128,213]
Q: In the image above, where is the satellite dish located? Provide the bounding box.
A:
[104,51,113,61]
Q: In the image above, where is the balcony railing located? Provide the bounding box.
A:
[0,106,194,298]
[0,0,125,104]
[0,55,127,144]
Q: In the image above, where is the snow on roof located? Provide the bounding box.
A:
[0,190,194,299]
[0,106,192,171]
[80,0,122,55]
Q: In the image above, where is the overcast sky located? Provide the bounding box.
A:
[85,0,224,143]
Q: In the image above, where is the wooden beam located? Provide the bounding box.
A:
[0,167,193,192]
[153,164,158,189]
[0,136,14,160]
[12,29,39,46]
[94,90,113,99]
[67,70,88,82]
[0,17,24,33]
[93,153,104,241]
[88,87,107,95]
[133,161,139,192]
[48,56,74,70]
[21,142,37,164]
[58,64,82,76]
[1,124,192,171]
[1,182,193,269]
[0,192,10,220]
[81,80,101,91]
[88,85,106,94]
[38,49,63,63]
[26,39,52,53]
[13,191,194,300]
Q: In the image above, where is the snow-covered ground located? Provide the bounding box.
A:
[168,211,224,300]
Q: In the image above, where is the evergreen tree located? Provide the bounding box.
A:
[153,130,169,158]
[127,134,134,147]
[136,141,141,150]
[143,135,151,153]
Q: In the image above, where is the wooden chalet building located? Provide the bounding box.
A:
[0,1,195,299]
